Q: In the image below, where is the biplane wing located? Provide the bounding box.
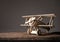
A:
[20,14,56,28]
[22,14,56,18]
[20,24,53,27]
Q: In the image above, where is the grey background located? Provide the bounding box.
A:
[0,0,60,32]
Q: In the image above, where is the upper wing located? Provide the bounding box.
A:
[22,14,56,18]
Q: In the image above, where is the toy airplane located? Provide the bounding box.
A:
[20,14,56,35]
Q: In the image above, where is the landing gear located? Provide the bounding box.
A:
[27,27,41,35]
[27,28,50,35]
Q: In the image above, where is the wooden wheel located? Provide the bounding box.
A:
[27,28,30,34]
[27,28,32,35]
[37,29,41,35]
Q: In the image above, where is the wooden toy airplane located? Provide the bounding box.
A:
[20,14,56,35]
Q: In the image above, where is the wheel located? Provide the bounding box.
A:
[27,28,32,35]
[27,28,30,34]
[37,29,41,35]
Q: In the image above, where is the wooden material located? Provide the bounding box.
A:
[22,14,56,18]
[20,14,56,34]
[20,14,56,28]
[0,32,60,40]
[20,24,53,27]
